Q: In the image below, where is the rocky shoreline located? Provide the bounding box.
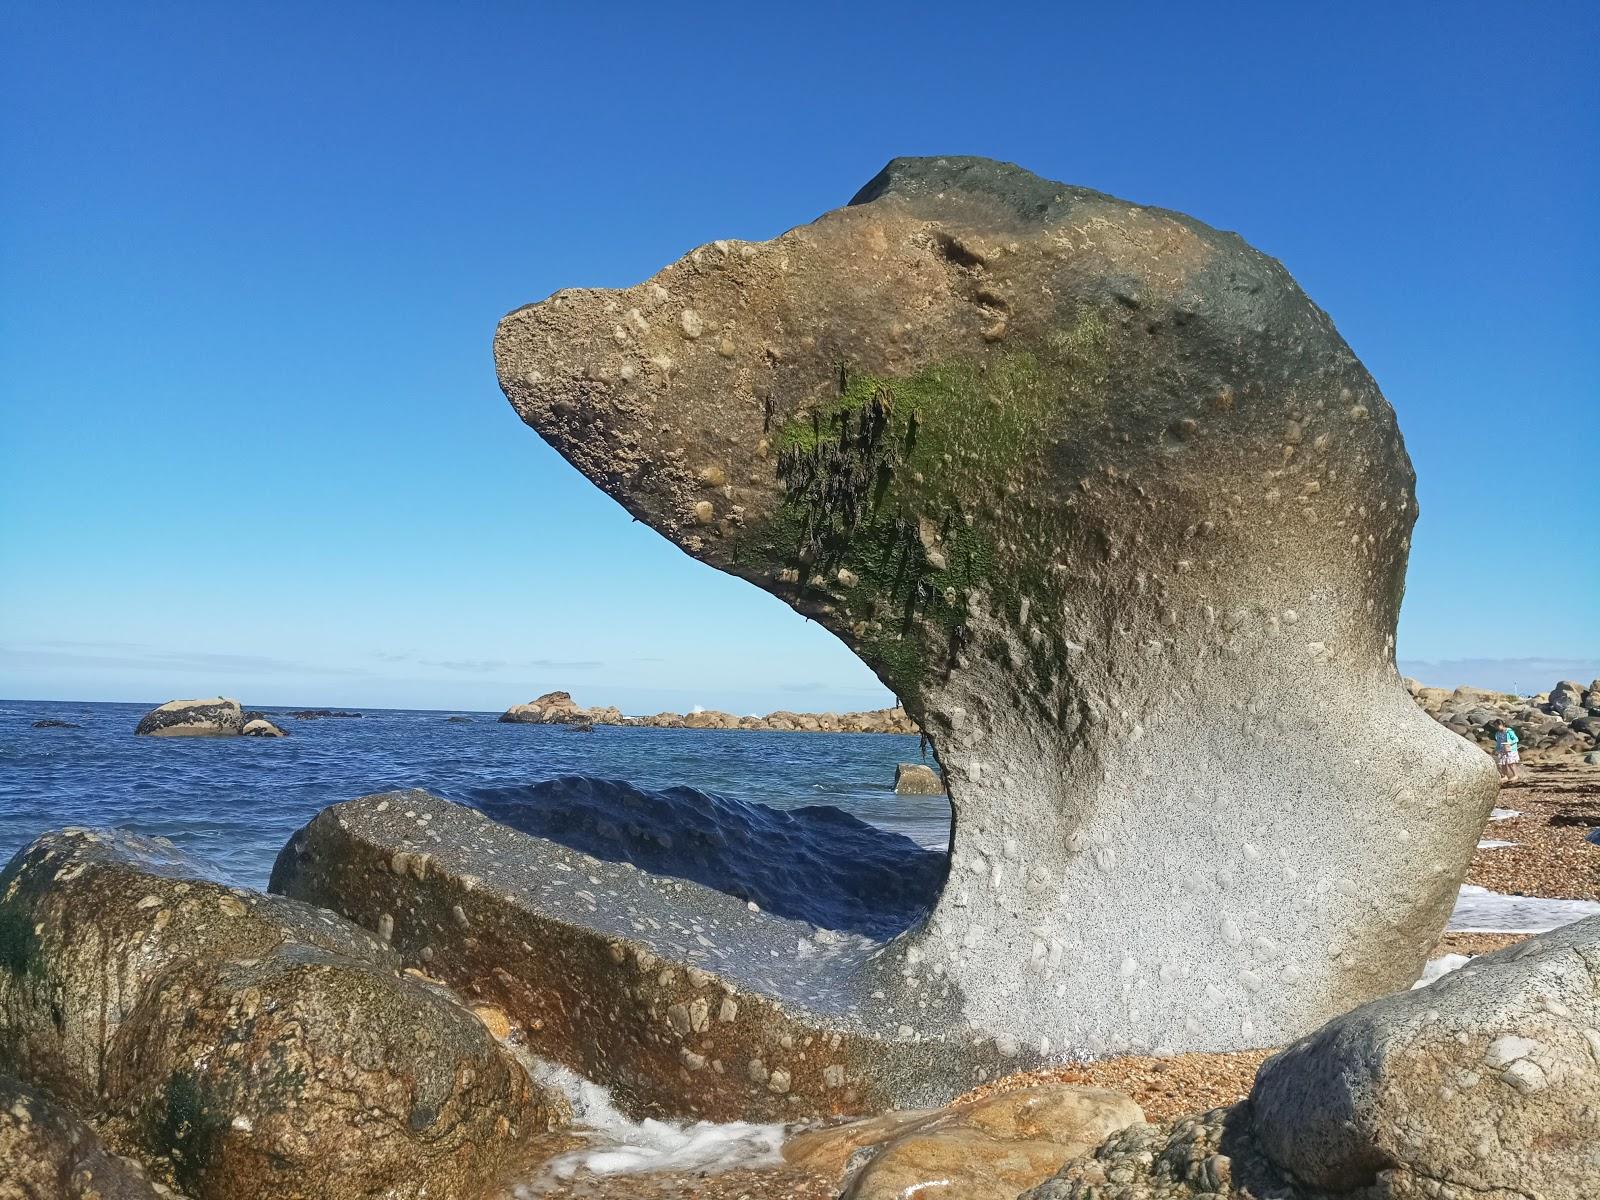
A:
[5,765,1592,1199]
[498,690,919,734]
[1408,675,1600,760]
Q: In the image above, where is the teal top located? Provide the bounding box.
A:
[1494,728,1518,749]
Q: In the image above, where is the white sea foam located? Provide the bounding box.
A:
[1412,953,1471,988]
[1448,884,1600,934]
[513,1060,787,1193]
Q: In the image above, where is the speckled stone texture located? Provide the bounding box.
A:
[0,828,553,1200]
[1250,913,1600,1199]
[0,1072,172,1200]
[493,155,1496,1058]
[271,790,1014,1121]
[1029,914,1600,1200]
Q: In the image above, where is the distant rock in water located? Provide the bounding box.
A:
[30,719,82,729]
[498,688,918,733]
[286,709,363,719]
[893,763,944,795]
[240,713,289,737]
[444,715,473,724]
[133,697,244,737]
[465,775,946,938]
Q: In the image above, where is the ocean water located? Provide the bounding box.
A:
[0,699,951,890]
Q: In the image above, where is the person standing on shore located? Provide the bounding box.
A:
[1491,719,1521,782]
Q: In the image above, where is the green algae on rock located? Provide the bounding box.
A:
[489,155,1496,1089]
[0,827,558,1200]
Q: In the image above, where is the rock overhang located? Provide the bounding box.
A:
[490,155,1498,1069]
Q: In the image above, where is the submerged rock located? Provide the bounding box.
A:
[1030,914,1600,1200]
[892,763,944,795]
[272,790,994,1121]
[133,698,244,738]
[494,154,1495,1057]
[0,828,556,1199]
[31,718,83,729]
[0,1073,171,1200]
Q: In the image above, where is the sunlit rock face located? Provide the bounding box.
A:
[492,156,1496,1060]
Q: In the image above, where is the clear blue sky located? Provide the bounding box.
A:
[2,2,1595,711]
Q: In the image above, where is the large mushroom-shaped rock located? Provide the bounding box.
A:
[494,153,1496,1059]
[1029,914,1600,1199]
[0,828,556,1200]
[133,699,244,738]
[0,1073,172,1200]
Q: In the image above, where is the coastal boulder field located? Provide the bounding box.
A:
[492,154,1497,1078]
[1028,914,1600,1200]
[0,829,560,1199]
[1409,676,1600,759]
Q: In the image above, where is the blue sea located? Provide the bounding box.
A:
[0,699,950,889]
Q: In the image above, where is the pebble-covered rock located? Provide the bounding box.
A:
[1029,913,1600,1200]
[0,827,558,1200]
[0,1072,172,1199]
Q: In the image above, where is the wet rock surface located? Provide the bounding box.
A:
[467,775,945,938]
[0,828,553,1199]
[494,154,1496,1058]
[0,1072,174,1200]
[1030,913,1600,1200]
[133,699,245,738]
[793,1084,1143,1199]
[272,790,1013,1121]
